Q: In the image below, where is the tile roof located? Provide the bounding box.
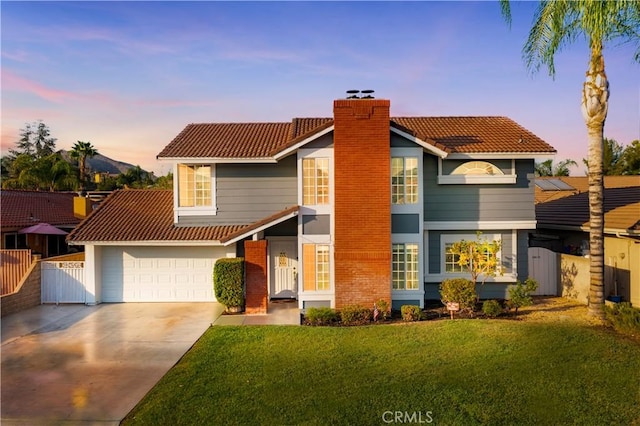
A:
[220,205,299,244]
[157,116,555,159]
[391,116,554,154]
[535,176,640,204]
[1,190,81,230]
[536,185,640,234]
[67,189,296,243]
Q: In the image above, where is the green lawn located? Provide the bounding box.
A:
[124,320,640,425]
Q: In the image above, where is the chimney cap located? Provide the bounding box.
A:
[345,89,375,99]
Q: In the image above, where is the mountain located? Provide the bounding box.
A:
[59,150,139,175]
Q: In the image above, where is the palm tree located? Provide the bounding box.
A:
[582,137,625,175]
[535,159,577,176]
[501,1,640,318]
[70,141,98,191]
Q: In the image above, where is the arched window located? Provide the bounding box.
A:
[451,161,504,176]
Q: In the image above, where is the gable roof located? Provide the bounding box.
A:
[157,116,555,160]
[1,190,81,230]
[67,189,298,244]
[536,178,640,235]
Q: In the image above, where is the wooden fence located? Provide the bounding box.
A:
[1,249,33,295]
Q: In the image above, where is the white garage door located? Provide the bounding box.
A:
[102,246,226,302]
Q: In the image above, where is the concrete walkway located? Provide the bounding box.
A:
[213,301,301,325]
[1,303,223,425]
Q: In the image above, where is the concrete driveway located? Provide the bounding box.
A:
[1,303,223,425]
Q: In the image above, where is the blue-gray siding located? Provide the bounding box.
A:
[178,156,297,226]
[424,156,535,222]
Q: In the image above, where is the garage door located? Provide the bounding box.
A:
[102,246,225,302]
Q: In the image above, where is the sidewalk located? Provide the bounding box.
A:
[213,300,301,325]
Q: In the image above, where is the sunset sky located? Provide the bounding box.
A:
[2,1,638,176]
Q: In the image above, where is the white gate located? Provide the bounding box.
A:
[528,247,558,296]
[42,260,86,303]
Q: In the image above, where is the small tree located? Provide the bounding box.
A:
[507,278,538,316]
[447,232,503,300]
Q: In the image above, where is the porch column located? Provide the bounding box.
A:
[244,240,268,314]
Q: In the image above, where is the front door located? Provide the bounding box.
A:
[269,239,298,298]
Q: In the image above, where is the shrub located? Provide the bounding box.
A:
[305,307,340,326]
[507,278,538,316]
[439,278,476,312]
[482,299,503,318]
[604,302,640,334]
[213,258,245,310]
[401,305,422,322]
[374,299,391,321]
[340,305,372,326]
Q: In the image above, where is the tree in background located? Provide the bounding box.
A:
[3,153,76,191]
[535,159,577,176]
[501,0,640,319]
[154,172,173,189]
[70,141,98,191]
[620,140,640,175]
[8,120,57,160]
[582,137,625,175]
[117,165,154,188]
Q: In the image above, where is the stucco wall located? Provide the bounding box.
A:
[1,256,41,317]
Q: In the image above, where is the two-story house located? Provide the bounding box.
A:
[68,96,556,312]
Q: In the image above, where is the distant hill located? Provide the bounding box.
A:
[59,150,139,175]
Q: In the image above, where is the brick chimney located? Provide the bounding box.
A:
[333,97,391,309]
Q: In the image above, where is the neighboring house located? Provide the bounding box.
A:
[1,190,82,258]
[68,96,556,311]
[533,176,640,305]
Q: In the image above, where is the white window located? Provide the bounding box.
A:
[438,159,516,184]
[391,157,418,204]
[451,161,504,175]
[303,244,330,291]
[302,158,329,206]
[178,164,212,207]
[441,234,502,275]
[392,243,419,290]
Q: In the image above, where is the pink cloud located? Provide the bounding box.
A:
[2,69,80,103]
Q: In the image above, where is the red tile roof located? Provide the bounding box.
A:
[392,116,554,154]
[1,190,81,230]
[67,189,298,244]
[157,116,555,159]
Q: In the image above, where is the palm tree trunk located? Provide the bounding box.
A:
[581,52,608,319]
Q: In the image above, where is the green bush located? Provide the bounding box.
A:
[305,307,340,326]
[507,278,538,316]
[213,258,245,310]
[482,299,503,318]
[604,302,640,334]
[374,299,390,321]
[340,305,372,326]
[439,278,476,312]
[401,305,422,322]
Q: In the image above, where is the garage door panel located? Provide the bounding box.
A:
[102,246,223,302]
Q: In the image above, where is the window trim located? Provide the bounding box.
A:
[392,242,420,290]
[302,243,333,293]
[440,233,503,278]
[438,158,517,184]
[173,163,216,220]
